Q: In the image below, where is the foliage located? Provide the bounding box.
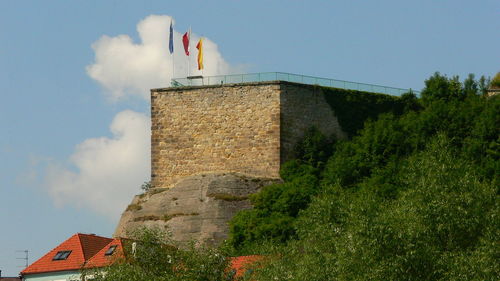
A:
[228,129,330,250]
[292,127,334,169]
[228,173,318,250]
[228,72,499,280]
[323,92,499,188]
[251,136,499,281]
[141,181,151,192]
[126,203,142,211]
[86,227,230,281]
[319,86,415,137]
[421,72,492,104]
[106,73,499,280]
[491,72,500,88]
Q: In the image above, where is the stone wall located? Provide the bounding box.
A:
[151,81,347,189]
[151,83,282,188]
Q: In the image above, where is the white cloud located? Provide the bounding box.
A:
[45,110,151,220]
[87,14,234,101]
[44,14,238,222]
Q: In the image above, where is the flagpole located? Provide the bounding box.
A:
[169,19,174,82]
[201,36,204,78]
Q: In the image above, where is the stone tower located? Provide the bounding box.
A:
[150,81,346,189]
[115,81,347,245]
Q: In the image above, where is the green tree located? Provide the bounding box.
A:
[252,136,499,281]
[87,227,229,281]
[490,72,500,88]
[421,72,465,104]
[228,72,499,278]
[228,129,330,250]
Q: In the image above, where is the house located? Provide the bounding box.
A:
[20,233,114,281]
[21,232,261,280]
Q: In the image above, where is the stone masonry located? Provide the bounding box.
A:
[150,81,346,189]
[116,81,347,243]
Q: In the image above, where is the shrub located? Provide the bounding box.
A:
[252,136,498,280]
[126,204,142,211]
[209,193,249,201]
[490,72,500,88]
[87,227,229,281]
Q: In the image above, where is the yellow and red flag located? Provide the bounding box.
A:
[196,38,203,70]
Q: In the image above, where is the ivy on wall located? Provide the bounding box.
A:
[317,86,415,137]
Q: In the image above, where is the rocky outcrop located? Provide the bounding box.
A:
[114,172,280,246]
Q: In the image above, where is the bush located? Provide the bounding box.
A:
[87,227,230,281]
[228,72,498,279]
[490,72,500,88]
[141,181,151,192]
[252,136,499,280]
[228,173,318,249]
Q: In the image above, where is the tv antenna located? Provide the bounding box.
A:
[16,250,29,268]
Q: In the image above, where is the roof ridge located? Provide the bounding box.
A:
[77,232,109,239]
[75,234,86,268]
[21,233,82,275]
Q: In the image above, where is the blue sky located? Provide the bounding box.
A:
[1,0,499,276]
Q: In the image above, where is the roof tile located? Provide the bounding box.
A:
[84,238,125,269]
[229,255,262,278]
[21,233,112,275]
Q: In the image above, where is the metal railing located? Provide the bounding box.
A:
[171,72,418,96]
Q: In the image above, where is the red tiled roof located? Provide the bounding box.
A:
[83,238,125,268]
[21,233,112,275]
[229,255,262,279]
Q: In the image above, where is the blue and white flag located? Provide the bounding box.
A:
[169,20,174,54]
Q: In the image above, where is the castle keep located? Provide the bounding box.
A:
[116,78,406,244]
[150,81,346,189]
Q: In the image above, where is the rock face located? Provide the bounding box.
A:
[114,172,280,246]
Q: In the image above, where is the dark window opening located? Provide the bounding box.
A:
[104,245,117,256]
[53,250,72,260]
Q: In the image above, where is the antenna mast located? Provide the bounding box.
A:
[16,250,29,268]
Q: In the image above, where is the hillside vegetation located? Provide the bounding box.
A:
[227,72,499,280]
[92,72,498,281]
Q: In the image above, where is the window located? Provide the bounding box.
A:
[53,250,72,260]
[104,245,117,256]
